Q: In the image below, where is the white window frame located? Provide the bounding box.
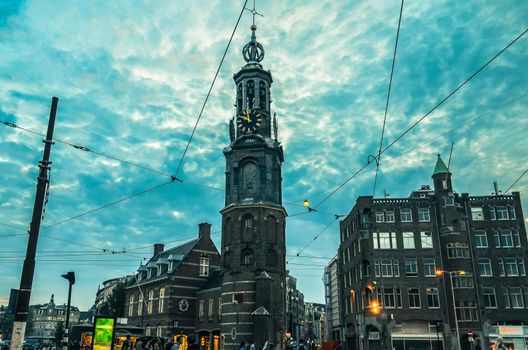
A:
[482,287,497,308]
[386,211,395,223]
[402,232,415,249]
[199,300,205,320]
[474,230,488,248]
[128,295,134,317]
[423,258,436,277]
[496,206,509,220]
[147,290,154,314]
[408,288,421,308]
[208,299,214,320]
[159,288,165,313]
[479,258,493,277]
[375,212,385,223]
[426,288,440,308]
[418,208,430,222]
[400,208,412,222]
[420,231,433,248]
[199,257,210,277]
[405,258,418,277]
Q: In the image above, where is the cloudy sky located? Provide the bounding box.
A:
[0,0,527,310]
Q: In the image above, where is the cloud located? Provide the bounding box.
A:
[0,0,527,308]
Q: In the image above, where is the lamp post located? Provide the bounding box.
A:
[436,270,464,350]
[61,272,75,350]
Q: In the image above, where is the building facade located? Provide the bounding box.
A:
[27,294,80,339]
[95,276,132,313]
[286,273,305,342]
[125,223,221,340]
[219,24,287,350]
[338,156,528,350]
[303,303,325,347]
[324,256,342,342]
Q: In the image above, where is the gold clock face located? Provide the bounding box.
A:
[237,108,262,133]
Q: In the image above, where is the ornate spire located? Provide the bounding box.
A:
[242,24,265,64]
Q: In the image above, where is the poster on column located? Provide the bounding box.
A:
[92,317,116,350]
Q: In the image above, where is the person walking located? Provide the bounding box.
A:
[296,340,307,350]
[187,335,201,350]
[239,342,247,350]
[170,337,180,350]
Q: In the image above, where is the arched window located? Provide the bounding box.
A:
[266,249,277,266]
[266,215,277,244]
[224,251,231,268]
[246,80,255,109]
[241,214,254,242]
[259,81,267,110]
[224,217,233,243]
[241,162,258,198]
[242,249,254,265]
[237,83,243,115]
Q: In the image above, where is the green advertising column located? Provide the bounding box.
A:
[92,317,116,350]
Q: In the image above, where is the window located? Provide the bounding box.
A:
[447,242,469,259]
[510,287,524,308]
[408,288,421,308]
[199,300,205,320]
[393,258,400,277]
[474,231,488,248]
[147,269,152,279]
[375,212,385,223]
[482,287,497,308]
[518,258,526,276]
[505,257,519,276]
[423,258,436,277]
[405,259,418,277]
[199,257,210,277]
[499,229,514,247]
[157,265,162,276]
[489,207,496,220]
[208,299,214,320]
[420,231,433,248]
[426,288,440,308]
[479,258,492,276]
[508,206,516,219]
[383,288,396,308]
[402,232,415,249]
[496,207,509,220]
[456,301,478,321]
[242,250,254,265]
[418,208,430,222]
[159,288,165,313]
[381,258,393,277]
[373,232,397,249]
[503,287,510,308]
[444,196,454,206]
[513,230,521,247]
[138,295,143,316]
[498,258,505,276]
[243,215,253,228]
[128,295,134,317]
[169,261,174,271]
[453,275,474,289]
[147,290,153,314]
[471,207,484,220]
[400,208,412,222]
[386,211,395,223]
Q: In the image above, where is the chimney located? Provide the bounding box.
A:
[199,222,211,240]
[153,243,165,257]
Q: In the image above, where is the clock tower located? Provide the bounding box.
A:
[220,24,286,350]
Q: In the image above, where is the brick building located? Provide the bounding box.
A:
[338,155,528,350]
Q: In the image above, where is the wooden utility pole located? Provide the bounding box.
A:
[11,97,59,350]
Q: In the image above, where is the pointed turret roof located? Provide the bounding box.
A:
[432,154,449,176]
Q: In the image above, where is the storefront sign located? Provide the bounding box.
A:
[499,326,523,336]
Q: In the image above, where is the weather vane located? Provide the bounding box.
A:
[244,0,263,27]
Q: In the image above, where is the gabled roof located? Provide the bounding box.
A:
[128,238,200,286]
[432,155,449,176]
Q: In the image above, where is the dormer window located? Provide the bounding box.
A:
[169,261,174,271]
[157,265,162,276]
[147,269,152,279]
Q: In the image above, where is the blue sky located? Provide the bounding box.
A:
[0,0,527,310]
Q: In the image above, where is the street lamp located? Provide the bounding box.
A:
[436,270,464,350]
[61,272,75,350]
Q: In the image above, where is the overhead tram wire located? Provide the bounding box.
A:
[372,0,404,197]
[173,0,249,179]
[307,27,528,211]
[505,167,528,194]
[286,216,340,265]
[0,120,224,193]
[379,27,528,158]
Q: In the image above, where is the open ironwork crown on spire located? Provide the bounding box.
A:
[242,24,265,63]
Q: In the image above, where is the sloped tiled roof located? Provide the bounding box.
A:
[128,238,199,286]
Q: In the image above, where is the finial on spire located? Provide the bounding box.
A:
[242,0,265,64]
